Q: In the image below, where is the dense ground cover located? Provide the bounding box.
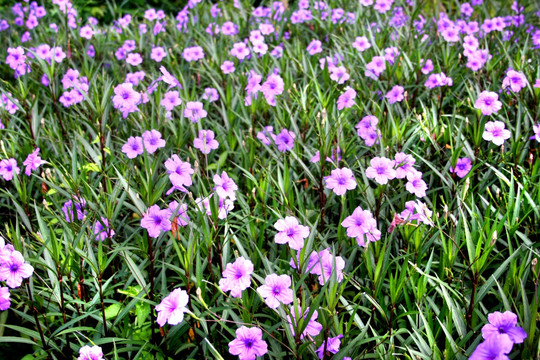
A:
[0,0,539,359]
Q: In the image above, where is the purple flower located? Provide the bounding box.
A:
[481,311,527,344]
[394,152,417,179]
[182,46,205,62]
[219,257,254,298]
[0,287,10,311]
[62,197,87,223]
[342,206,380,247]
[113,83,141,110]
[141,205,172,238]
[202,88,219,102]
[337,87,356,110]
[474,91,502,116]
[324,168,357,196]
[184,101,207,122]
[274,129,295,152]
[399,200,434,226]
[77,345,104,360]
[214,171,238,200]
[356,115,380,147]
[164,155,194,189]
[366,157,396,185]
[230,42,250,60]
[317,334,344,359]
[531,124,540,142]
[221,60,236,74]
[365,56,386,79]
[122,136,144,159]
[0,250,34,288]
[169,201,190,227]
[385,85,405,104]
[311,249,345,285]
[0,158,20,181]
[352,36,371,52]
[287,305,323,339]
[151,47,167,62]
[329,65,350,84]
[159,91,181,112]
[261,73,284,106]
[470,333,513,360]
[93,217,115,241]
[228,326,268,360]
[126,53,143,66]
[483,121,511,146]
[155,288,189,327]
[450,158,472,178]
[502,70,527,93]
[256,274,294,309]
[142,130,166,154]
[79,25,95,40]
[159,66,182,89]
[307,39,322,55]
[405,170,428,198]
[221,21,238,36]
[274,216,310,250]
[193,130,219,154]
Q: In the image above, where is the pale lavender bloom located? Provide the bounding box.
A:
[35,44,52,61]
[77,345,104,360]
[366,157,396,185]
[161,91,182,111]
[317,335,344,359]
[151,47,167,62]
[307,39,322,55]
[461,3,474,17]
[0,287,10,311]
[62,197,87,223]
[182,46,205,62]
[261,73,284,105]
[125,71,145,86]
[93,217,115,241]
[142,130,166,154]
[121,136,144,159]
[342,206,380,247]
[442,26,460,42]
[113,83,141,110]
[249,30,264,44]
[449,158,472,178]
[202,88,219,102]
[221,21,238,36]
[365,56,386,79]
[352,36,371,52]
[230,42,250,60]
[0,159,20,181]
[164,155,194,188]
[274,129,295,152]
[219,257,254,298]
[385,85,404,104]
[79,25,95,39]
[481,311,527,344]
[384,46,399,65]
[329,65,350,84]
[62,69,79,89]
[405,170,428,198]
[155,288,189,327]
[502,70,527,93]
[169,201,190,227]
[214,171,238,200]
[356,115,379,146]
[141,205,172,238]
[252,42,268,55]
[324,168,357,196]
[228,326,268,360]
[470,333,513,360]
[184,101,207,122]
[274,216,310,250]
[474,91,502,115]
[256,274,294,309]
[394,152,417,179]
[312,249,345,285]
[0,250,34,288]
[287,305,323,339]
[337,87,356,110]
[221,60,236,74]
[534,79,540,88]
[193,130,219,154]
[483,121,511,146]
[159,66,182,89]
[257,126,275,145]
[531,124,540,142]
[126,53,143,66]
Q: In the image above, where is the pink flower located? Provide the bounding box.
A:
[483,121,511,146]
[474,91,502,116]
[228,326,268,360]
[365,157,396,185]
[287,305,323,339]
[274,129,295,152]
[324,168,357,195]
[155,288,189,327]
[219,257,254,298]
[213,171,238,200]
[256,274,294,309]
[184,101,207,122]
[274,216,310,250]
[385,85,405,104]
[405,170,428,198]
[352,36,371,52]
[193,130,219,154]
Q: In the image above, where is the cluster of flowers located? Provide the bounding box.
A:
[0,148,44,181]
[244,70,285,107]
[58,69,90,107]
[0,238,35,311]
[257,126,296,153]
[121,129,166,159]
[470,311,527,360]
[61,197,115,241]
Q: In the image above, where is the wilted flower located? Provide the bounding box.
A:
[93,217,115,241]
[317,335,344,359]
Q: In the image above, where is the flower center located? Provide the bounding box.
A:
[10,264,19,272]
